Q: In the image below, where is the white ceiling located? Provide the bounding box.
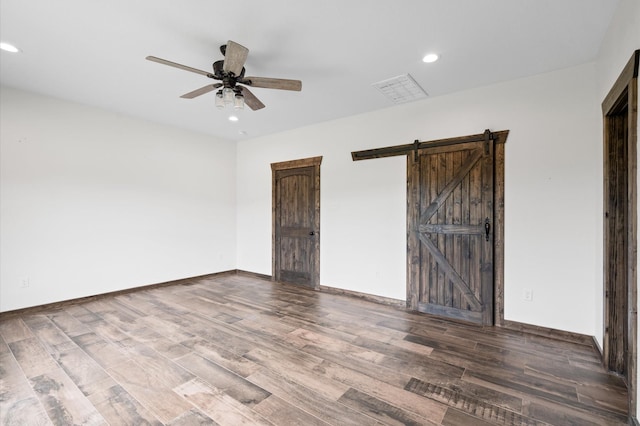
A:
[0,0,619,141]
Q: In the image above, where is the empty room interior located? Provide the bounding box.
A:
[1,1,639,425]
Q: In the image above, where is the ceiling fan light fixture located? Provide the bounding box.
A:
[215,90,224,109]
[234,93,245,110]
[422,53,439,63]
[222,87,234,104]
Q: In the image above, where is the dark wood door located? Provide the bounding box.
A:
[604,110,629,377]
[272,157,321,288]
[602,51,639,393]
[602,50,640,422]
[407,140,494,325]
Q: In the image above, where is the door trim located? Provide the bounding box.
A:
[602,50,639,420]
[271,156,322,289]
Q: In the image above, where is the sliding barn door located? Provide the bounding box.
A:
[407,140,494,325]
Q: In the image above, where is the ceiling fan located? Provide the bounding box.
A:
[146,40,301,111]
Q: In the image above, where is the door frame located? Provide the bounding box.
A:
[406,130,508,326]
[602,50,639,418]
[271,156,322,289]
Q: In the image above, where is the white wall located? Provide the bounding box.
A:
[595,0,640,102]
[237,62,601,336]
[0,87,237,312]
[4,3,635,343]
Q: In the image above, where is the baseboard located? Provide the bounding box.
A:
[233,269,406,308]
[318,285,406,308]
[235,269,273,281]
[239,271,601,350]
[0,270,237,320]
[591,335,604,362]
[316,287,598,350]
[500,319,595,347]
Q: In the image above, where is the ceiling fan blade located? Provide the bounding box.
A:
[146,56,213,77]
[222,40,249,76]
[180,83,222,99]
[242,76,302,91]
[239,86,265,110]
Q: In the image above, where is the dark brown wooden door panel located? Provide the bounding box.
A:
[278,169,313,227]
[602,51,639,417]
[408,140,494,325]
[605,112,629,376]
[272,157,322,288]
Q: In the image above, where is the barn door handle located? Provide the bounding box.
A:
[309,231,315,236]
[484,218,491,242]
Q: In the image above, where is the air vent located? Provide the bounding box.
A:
[372,74,428,104]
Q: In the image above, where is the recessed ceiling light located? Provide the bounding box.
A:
[228,115,239,122]
[422,53,439,63]
[0,42,20,53]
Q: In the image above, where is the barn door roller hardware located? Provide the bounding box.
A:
[484,129,491,155]
[351,129,500,162]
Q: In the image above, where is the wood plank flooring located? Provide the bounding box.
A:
[0,273,629,425]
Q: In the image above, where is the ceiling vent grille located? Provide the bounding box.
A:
[372,74,428,104]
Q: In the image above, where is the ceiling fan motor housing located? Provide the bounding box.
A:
[213,60,245,88]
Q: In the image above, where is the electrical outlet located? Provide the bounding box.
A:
[20,277,29,288]
[523,289,533,302]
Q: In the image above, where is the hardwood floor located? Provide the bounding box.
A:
[0,273,629,425]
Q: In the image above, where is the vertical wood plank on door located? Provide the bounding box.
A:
[452,150,462,311]
[427,154,437,306]
[493,141,506,325]
[436,152,446,307]
[460,149,471,312]
[469,146,482,309]
[481,140,495,325]
[407,154,420,310]
[444,150,454,308]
